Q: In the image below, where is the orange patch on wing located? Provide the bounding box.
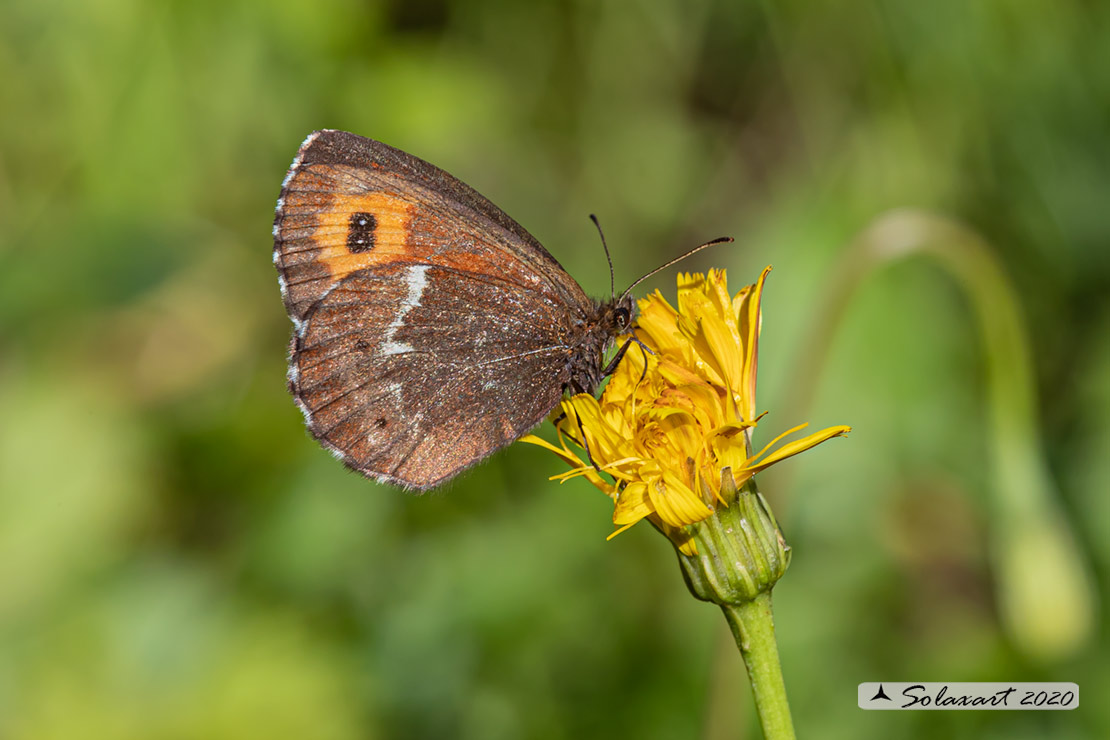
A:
[313,192,415,281]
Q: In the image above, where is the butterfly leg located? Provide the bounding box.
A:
[546,407,603,476]
[563,404,606,478]
[603,331,655,380]
[634,342,650,387]
[601,338,633,377]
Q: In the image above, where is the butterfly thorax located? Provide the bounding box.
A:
[566,293,636,395]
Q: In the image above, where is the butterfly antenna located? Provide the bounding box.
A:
[590,214,616,302]
[618,236,733,302]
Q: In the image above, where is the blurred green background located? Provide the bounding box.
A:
[1,0,1107,738]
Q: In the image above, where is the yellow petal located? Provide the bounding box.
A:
[612,481,654,525]
[635,292,686,357]
[646,471,715,527]
[744,424,852,473]
[676,292,729,388]
[695,309,745,401]
[737,266,771,423]
[519,433,581,465]
[706,269,742,341]
[656,358,710,389]
[562,395,628,464]
[709,426,752,476]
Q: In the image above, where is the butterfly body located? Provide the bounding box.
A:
[273,130,632,489]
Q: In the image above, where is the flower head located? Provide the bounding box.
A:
[523,267,850,555]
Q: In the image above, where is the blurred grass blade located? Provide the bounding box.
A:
[792,208,1096,661]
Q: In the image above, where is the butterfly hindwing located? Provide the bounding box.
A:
[291,262,574,488]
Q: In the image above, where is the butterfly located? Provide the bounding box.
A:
[273,130,727,489]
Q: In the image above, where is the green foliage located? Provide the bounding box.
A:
[1,0,1107,737]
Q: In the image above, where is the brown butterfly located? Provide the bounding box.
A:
[273,130,726,489]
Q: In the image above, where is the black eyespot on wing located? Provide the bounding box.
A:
[346,212,377,253]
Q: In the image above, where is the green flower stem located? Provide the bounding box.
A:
[722,594,795,740]
[677,472,795,739]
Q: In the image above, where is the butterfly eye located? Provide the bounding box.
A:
[614,306,631,329]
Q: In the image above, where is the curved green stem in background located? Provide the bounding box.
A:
[788,208,1095,661]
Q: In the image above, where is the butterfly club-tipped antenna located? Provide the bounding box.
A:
[618,235,734,303]
[589,214,616,302]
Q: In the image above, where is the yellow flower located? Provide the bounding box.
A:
[523,267,850,555]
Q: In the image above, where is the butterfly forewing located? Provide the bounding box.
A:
[275,131,590,320]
